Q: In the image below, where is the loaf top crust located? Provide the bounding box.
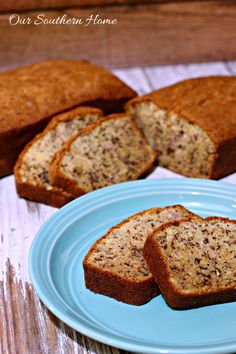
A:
[126,76,236,145]
[0,59,136,135]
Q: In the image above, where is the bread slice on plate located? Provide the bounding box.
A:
[83,205,196,305]
[14,106,103,208]
[126,76,236,179]
[143,217,236,309]
[49,114,156,197]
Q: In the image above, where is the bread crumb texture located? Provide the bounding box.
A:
[86,206,193,280]
[156,218,236,293]
[128,102,216,178]
[60,116,154,192]
[19,114,98,189]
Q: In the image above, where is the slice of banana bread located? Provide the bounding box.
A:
[126,76,236,179]
[83,205,196,305]
[143,217,236,309]
[49,114,156,197]
[14,107,103,208]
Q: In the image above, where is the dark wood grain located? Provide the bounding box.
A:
[0,0,154,12]
[0,261,128,354]
[0,0,219,12]
[0,1,236,68]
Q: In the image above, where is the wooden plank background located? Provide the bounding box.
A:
[0,1,236,69]
[0,0,217,12]
[0,60,236,354]
[0,0,155,12]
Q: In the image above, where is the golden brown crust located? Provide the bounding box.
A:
[45,106,103,129]
[84,208,161,306]
[210,137,236,179]
[0,59,137,177]
[49,113,157,197]
[14,178,73,208]
[143,217,236,309]
[126,76,236,179]
[126,76,236,145]
[14,106,103,208]
[83,205,196,305]
[83,263,159,306]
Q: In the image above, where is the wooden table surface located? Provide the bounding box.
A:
[2,1,236,69]
[1,60,236,354]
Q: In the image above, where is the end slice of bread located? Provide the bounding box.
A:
[143,217,236,309]
[49,114,156,197]
[83,205,196,305]
[14,106,103,208]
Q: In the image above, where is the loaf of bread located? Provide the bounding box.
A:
[143,217,236,309]
[83,205,196,305]
[126,76,236,179]
[14,106,103,208]
[49,114,156,197]
[0,60,136,177]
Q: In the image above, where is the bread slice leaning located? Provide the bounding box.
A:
[49,114,156,197]
[14,106,103,208]
[143,217,236,309]
[83,205,196,305]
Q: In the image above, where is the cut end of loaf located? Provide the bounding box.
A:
[127,101,217,178]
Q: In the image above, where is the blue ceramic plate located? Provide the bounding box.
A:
[29,179,236,354]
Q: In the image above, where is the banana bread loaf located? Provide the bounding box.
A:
[143,217,236,309]
[0,59,136,177]
[83,205,196,305]
[14,106,103,208]
[49,114,156,197]
[126,76,236,179]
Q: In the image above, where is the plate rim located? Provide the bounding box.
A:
[29,178,236,354]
